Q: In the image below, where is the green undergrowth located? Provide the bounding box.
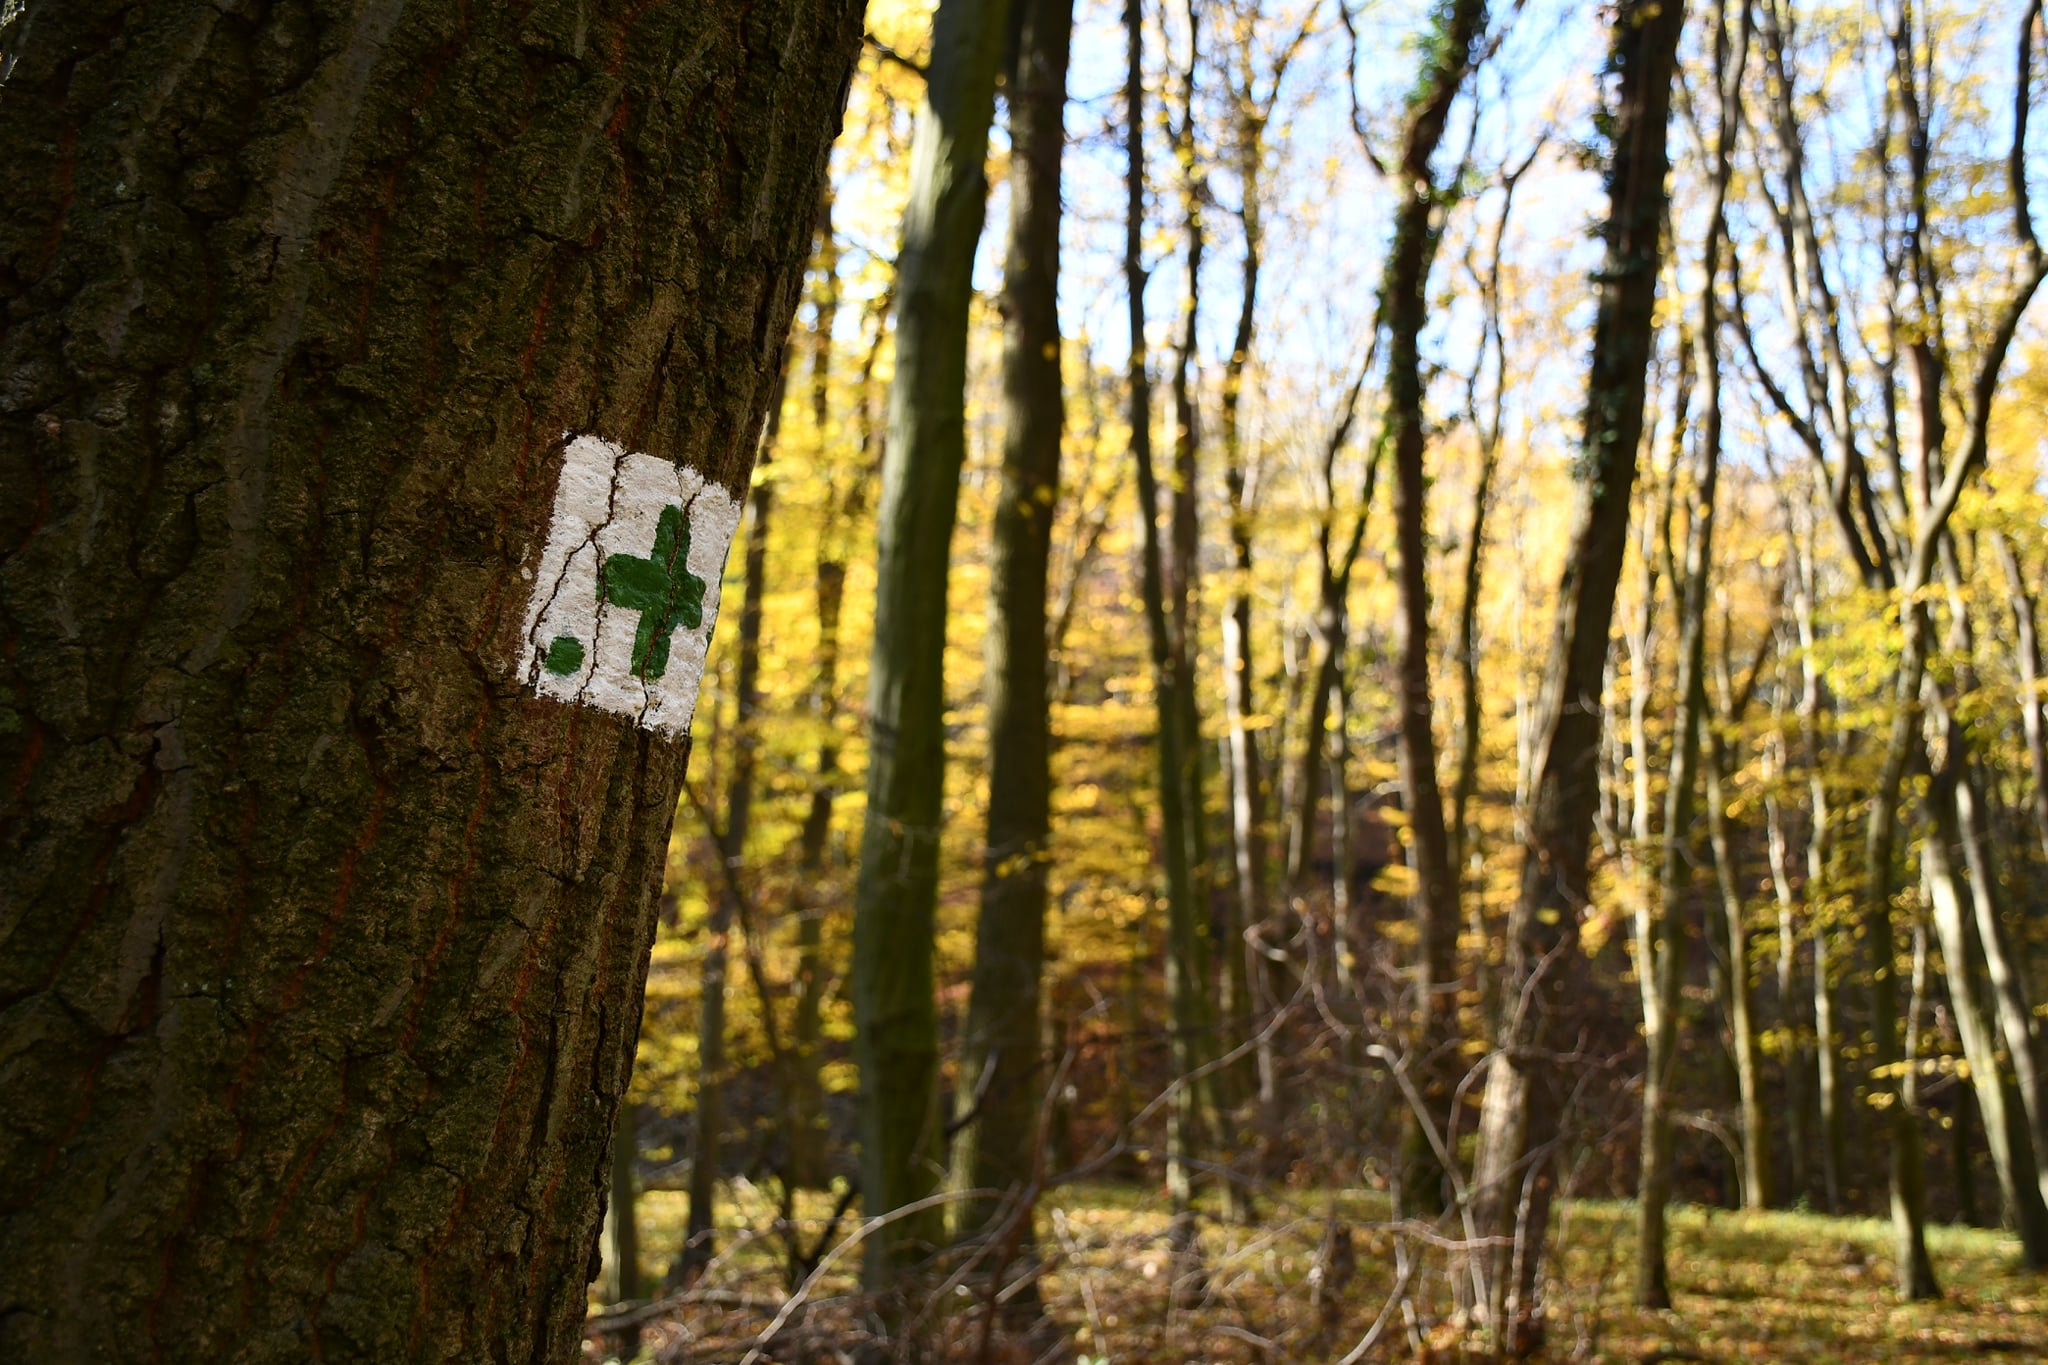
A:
[598,1184,2047,1362]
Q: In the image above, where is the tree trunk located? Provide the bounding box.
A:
[1861,607,1942,1299]
[1707,738,1770,1212]
[1856,0,2044,1299]
[1640,1,1744,1300]
[1763,729,1811,1203]
[1376,0,1487,1220]
[1448,154,1531,888]
[1814,904,1848,1214]
[786,202,862,1195]
[954,0,1072,1269]
[851,0,1012,1287]
[1993,532,2048,869]
[605,1103,644,1305]
[1464,0,1685,1339]
[1216,27,1298,1215]
[0,1,857,1359]
[1125,0,1214,1242]
[1165,0,1213,1057]
[1952,746,2048,1215]
[1923,769,2048,1262]
[678,362,784,1283]
[1792,531,1849,1214]
[1953,1084,1982,1229]
[1284,469,1372,898]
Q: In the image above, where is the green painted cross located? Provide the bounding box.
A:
[598,504,706,679]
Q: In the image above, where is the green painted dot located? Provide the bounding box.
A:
[543,634,585,676]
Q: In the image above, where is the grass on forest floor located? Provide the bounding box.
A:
[593,1182,2048,1362]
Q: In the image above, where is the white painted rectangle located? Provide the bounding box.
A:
[519,434,741,737]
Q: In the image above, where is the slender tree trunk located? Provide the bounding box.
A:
[1929,523,2042,1149]
[1634,543,1688,1304]
[1166,0,1213,1054]
[678,360,786,1283]
[0,1,857,1358]
[1923,767,2048,1262]
[1279,363,1374,903]
[787,206,864,1194]
[1465,0,1685,1339]
[1376,0,1488,1219]
[1813,906,1847,1214]
[1707,738,1770,1212]
[1216,43,1287,1215]
[852,0,1012,1285]
[1326,662,1357,972]
[1954,1085,1983,1228]
[1792,530,1849,1214]
[1448,156,1532,886]
[1953,747,2048,1212]
[1857,0,2045,1298]
[954,0,1073,1271]
[605,1103,644,1304]
[1763,729,1811,1202]
[1217,414,1261,1218]
[1285,482,1372,897]
[1993,533,2048,868]
[1449,461,1496,884]
[1640,3,1744,1298]
[1126,0,1214,1243]
[1860,605,1942,1299]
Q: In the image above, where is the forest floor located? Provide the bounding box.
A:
[591,1183,2048,1363]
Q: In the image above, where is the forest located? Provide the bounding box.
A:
[598,0,2048,1355]
[1,0,2046,1361]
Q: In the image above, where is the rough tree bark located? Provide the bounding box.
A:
[0,0,861,1360]
[851,0,1012,1287]
[954,0,1073,1269]
[1464,0,1685,1341]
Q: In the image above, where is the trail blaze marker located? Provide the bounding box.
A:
[520,434,741,736]
[599,504,707,679]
